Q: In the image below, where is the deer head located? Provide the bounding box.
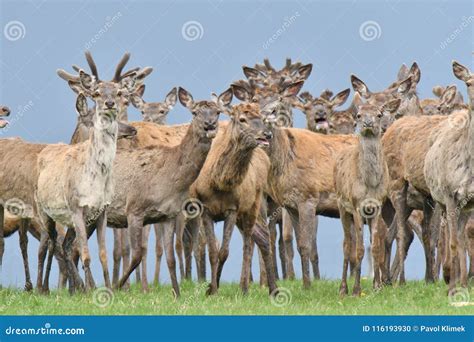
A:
[131,85,177,125]
[354,99,401,137]
[0,106,10,128]
[295,89,350,134]
[423,85,459,116]
[178,87,232,140]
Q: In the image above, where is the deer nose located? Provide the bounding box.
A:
[204,120,216,129]
[1,107,10,116]
[363,120,374,127]
[264,130,273,140]
[105,100,115,109]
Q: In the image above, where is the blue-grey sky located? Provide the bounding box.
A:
[0,0,472,288]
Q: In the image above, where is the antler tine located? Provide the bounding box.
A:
[72,65,81,72]
[57,69,80,82]
[299,91,314,103]
[263,58,275,72]
[285,58,292,70]
[113,52,131,82]
[85,50,99,80]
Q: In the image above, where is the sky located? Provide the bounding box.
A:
[0,0,472,288]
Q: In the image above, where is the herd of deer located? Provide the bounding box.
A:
[0,52,472,300]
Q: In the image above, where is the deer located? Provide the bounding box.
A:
[129,84,179,288]
[294,89,351,134]
[101,87,232,296]
[188,87,278,296]
[421,85,466,116]
[335,98,401,296]
[35,67,137,293]
[424,61,473,294]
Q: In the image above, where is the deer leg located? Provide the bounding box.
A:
[96,212,111,289]
[310,216,320,280]
[239,227,253,295]
[371,214,388,290]
[36,230,49,292]
[421,200,435,283]
[295,201,315,289]
[390,184,411,285]
[118,215,143,289]
[352,212,365,297]
[252,218,278,296]
[446,199,461,294]
[277,220,287,279]
[267,200,280,280]
[349,223,357,277]
[217,212,237,288]
[338,205,352,297]
[141,225,151,290]
[197,226,207,282]
[72,208,95,291]
[112,229,122,287]
[174,214,186,280]
[62,228,82,293]
[458,212,469,288]
[154,224,164,285]
[121,229,131,289]
[282,209,295,280]
[43,235,56,293]
[162,219,180,298]
[183,223,193,280]
[203,214,218,295]
[467,219,474,280]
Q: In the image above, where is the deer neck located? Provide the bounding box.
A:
[358,134,384,189]
[210,122,256,190]
[174,120,214,187]
[85,114,119,179]
[267,128,293,178]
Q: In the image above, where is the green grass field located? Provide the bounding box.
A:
[0,279,473,315]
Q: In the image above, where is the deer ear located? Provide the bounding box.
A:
[397,63,409,81]
[67,81,84,95]
[351,75,370,99]
[76,94,88,116]
[397,76,412,95]
[231,84,252,102]
[243,66,264,81]
[297,64,313,80]
[331,89,350,108]
[452,61,470,82]
[79,70,94,90]
[218,88,233,108]
[281,81,304,98]
[165,88,178,109]
[408,62,421,85]
[121,72,137,92]
[178,87,194,109]
[130,84,145,110]
[381,99,401,115]
[440,85,457,106]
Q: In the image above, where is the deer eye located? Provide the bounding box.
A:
[93,91,100,97]
[239,117,247,123]
[356,114,361,119]
[377,113,383,118]
[117,91,123,97]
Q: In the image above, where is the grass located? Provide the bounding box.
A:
[0,279,473,315]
